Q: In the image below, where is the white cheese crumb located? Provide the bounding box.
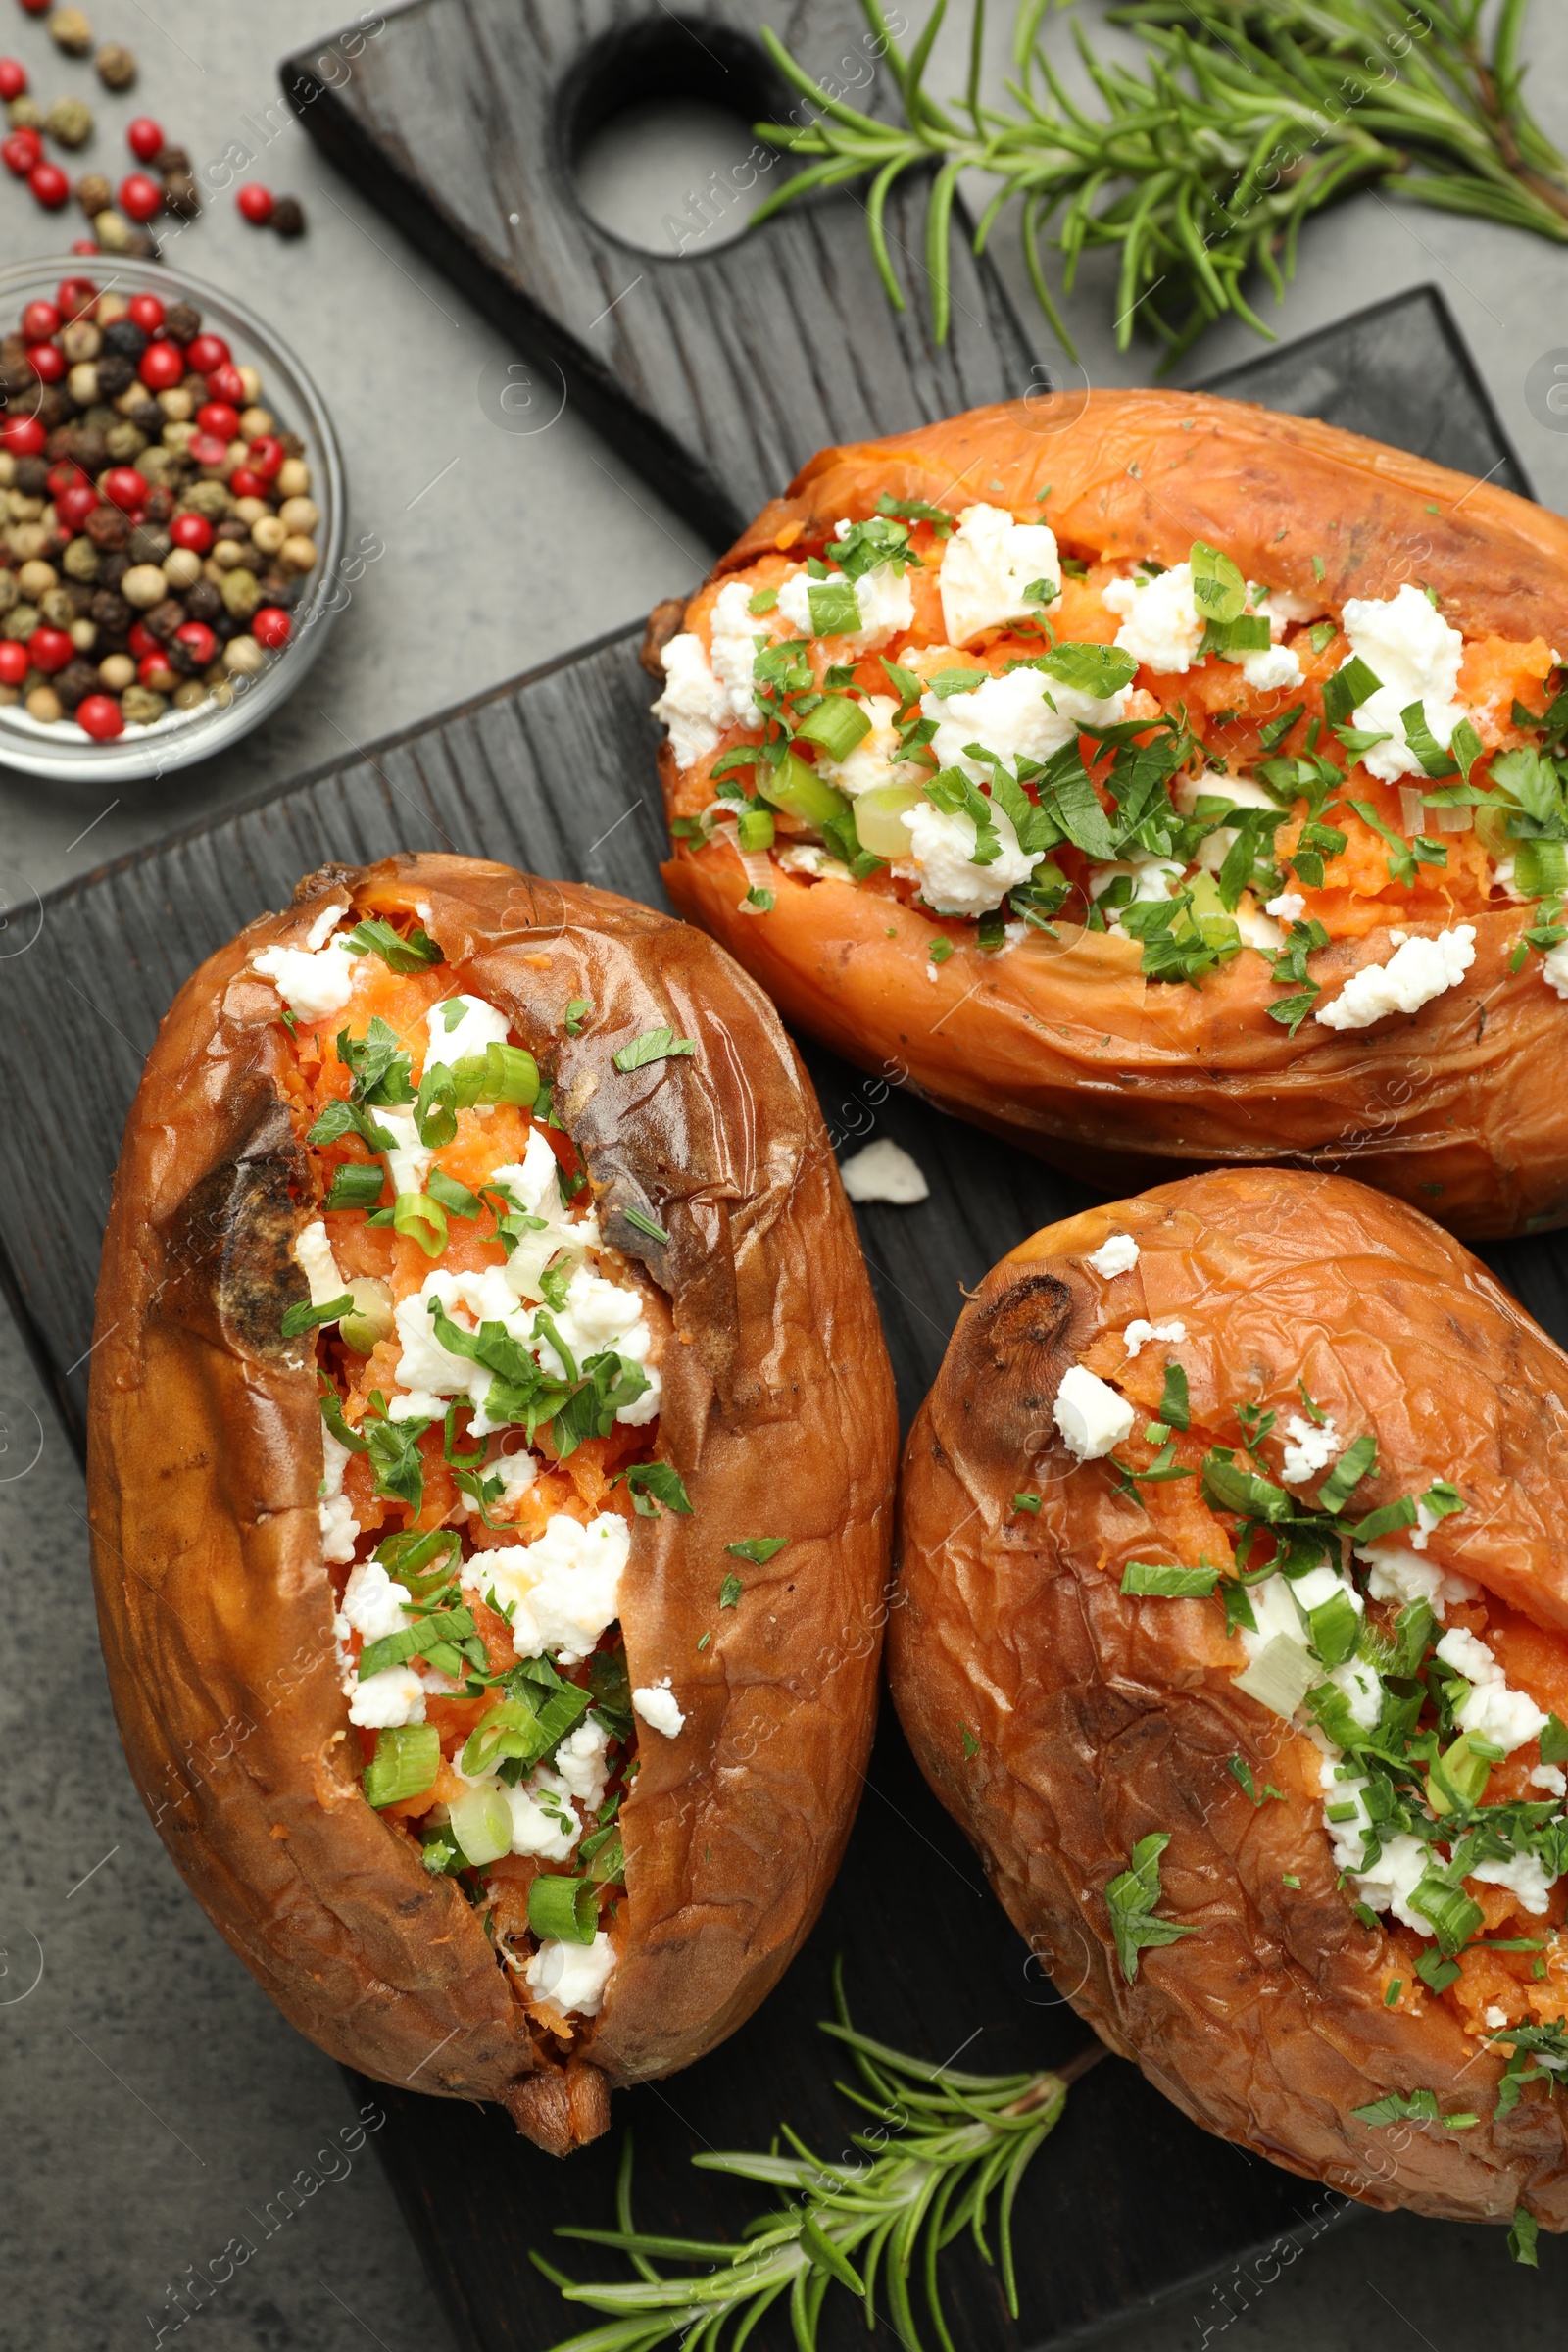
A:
[1485,2004,1510,2029]
[1175,767,1281,817]
[1470,1851,1556,1915]
[1087,1233,1140,1278]
[1265,892,1305,923]
[938,504,1061,647]
[374,1103,434,1200]
[318,1425,359,1566]
[1087,856,1184,926]
[1102,563,1204,673]
[1339,585,1465,784]
[252,938,357,1023]
[1053,1364,1135,1461]
[1543,938,1568,1000]
[839,1139,929,1205]
[1435,1627,1548,1753]
[502,1770,582,1861]
[1314,925,1475,1031]
[1121,1318,1187,1362]
[633,1678,686,1738]
[1531,1764,1568,1797]
[341,1560,413,1643]
[776,552,914,652]
[1357,1542,1477,1621]
[292,1219,343,1310]
[1280,1412,1340,1485]
[922,663,1126,785]
[426,993,512,1069]
[526,1931,615,2018]
[467,1513,630,1667]
[814,693,900,798]
[554,1717,613,1812]
[1240,641,1303,693]
[304,898,349,951]
[348,1665,425,1729]
[900,794,1040,917]
[650,632,730,767]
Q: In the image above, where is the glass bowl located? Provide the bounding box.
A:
[0,253,346,784]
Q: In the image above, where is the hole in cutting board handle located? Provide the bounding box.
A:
[565,15,792,261]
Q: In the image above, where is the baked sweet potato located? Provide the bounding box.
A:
[87,853,896,2154]
[647,391,1568,1239]
[892,1168,1568,2230]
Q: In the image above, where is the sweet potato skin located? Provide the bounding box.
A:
[890,1169,1568,2226]
[655,391,1568,1238]
[86,854,896,2152]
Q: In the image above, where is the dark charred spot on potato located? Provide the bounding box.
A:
[944,1269,1079,1474]
[291,862,360,907]
[157,1096,311,1366]
[641,597,687,678]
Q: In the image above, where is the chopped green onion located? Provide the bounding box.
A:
[528,1872,599,1944]
[736,805,775,853]
[324,1160,386,1213]
[794,694,872,762]
[363,1725,440,1809]
[748,587,778,614]
[394,1191,448,1257]
[1409,1873,1486,1955]
[622,1204,669,1245]
[808,577,861,636]
[1011,1492,1042,1515]
[756,750,852,830]
[448,1786,514,1867]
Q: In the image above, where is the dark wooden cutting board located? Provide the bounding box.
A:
[0,283,1555,2350]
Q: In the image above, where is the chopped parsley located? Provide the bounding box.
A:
[613,1026,697,1073]
[1105,1833,1198,1983]
[726,1537,788,1564]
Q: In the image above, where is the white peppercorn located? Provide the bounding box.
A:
[68,362,100,406]
[222,634,265,676]
[275,458,311,500]
[277,495,318,536]
[279,533,318,574]
[18,559,58,601]
[48,9,93,55]
[162,546,202,591]
[62,534,99,581]
[69,616,96,652]
[121,563,168,610]
[98,651,134,690]
[26,684,63,723]
[250,514,286,558]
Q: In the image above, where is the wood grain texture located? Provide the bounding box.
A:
[281,0,1037,545]
[0,294,1558,2346]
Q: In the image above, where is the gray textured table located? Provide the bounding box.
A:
[5,5,1568,2349]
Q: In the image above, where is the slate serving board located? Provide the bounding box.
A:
[2,285,1560,2350]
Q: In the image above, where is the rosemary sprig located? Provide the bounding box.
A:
[534,1964,1100,2352]
[753,0,1568,363]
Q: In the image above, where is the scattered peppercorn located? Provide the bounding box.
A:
[125,113,160,160]
[74,167,108,214]
[270,195,306,239]
[47,9,92,56]
[118,169,160,221]
[44,93,91,145]
[235,182,273,225]
[0,283,320,743]
[28,158,68,206]
[162,167,198,220]
[93,41,134,89]
[0,60,26,102]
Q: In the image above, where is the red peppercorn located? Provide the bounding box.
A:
[46,460,83,496]
[174,619,218,667]
[0,642,27,688]
[138,650,177,691]
[246,435,284,481]
[205,362,245,407]
[21,298,59,341]
[187,430,228,470]
[184,332,229,375]
[138,340,184,392]
[0,60,26,102]
[2,127,40,175]
[125,115,164,162]
[56,276,97,318]
[25,341,64,383]
[29,160,71,209]
[195,399,240,442]
[70,238,98,256]
[127,620,159,662]
[56,482,98,532]
[28,627,74,676]
[169,511,213,554]
[17,0,49,15]
[1,415,46,458]
[75,693,125,741]
[103,465,148,512]
[227,466,268,501]
[126,291,165,334]
[119,172,162,223]
[252,607,291,653]
[235,182,274,225]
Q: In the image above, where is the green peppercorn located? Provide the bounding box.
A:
[94,41,135,88]
[45,96,94,147]
[220,566,261,619]
[120,684,166,725]
[48,9,94,57]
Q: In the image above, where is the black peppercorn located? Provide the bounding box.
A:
[144,485,173,524]
[53,657,101,711]
[156,144,190,175]
[144,597,185,641]
[85,505,129,551]
[95,353,135,399]
[14,455,48,497]
[126,525,172,566]
[270,196,306,238]
[89,588,131,637]
[162,301,201,343]
[99,550,129,592]
[163,172,200,220]
[101,318,148,362]
[129,399,164,436]
[184,578,220,625]
[68,425,107,474]
[165,630,200,674]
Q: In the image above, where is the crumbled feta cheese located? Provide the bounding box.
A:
[1327,1656,1383,1728]
[348,1665,425,1728]
[1435,1628,1548,1753]
[1121,1317,1187,1362]
[467,1513,630,1665]
[633,1677,686,1738]
[318,1425,360,1565]
[341,1559,413,1643]
[1470,1851,1556,1915]
[526,1930,615,2018]
[1339,585,1465,784]
[1102,563,1204,673]
[1543,939,1568,1001]
[530,1265,661,1427]
[1314,925,1475,1031]
[253,938,357,1023]
[1352,1831,1435,1935]
[554,1717,613,1811]
[839,1139,929,1205]
[1175,767,1280,818]
[375,1104,433,1200]
[1233,901,1285,953]
[1088,1233,1140,1278]
[937,504,1061,646]
[1281,1413,1340,1485]
[1265,892,1305,923]
[1485,2003,1510,2029]
[1357,1542,1477,1621]
[1532,1763,1568,1797]
[292,1219,343,1310]
[304,898,349,951]
[1258,587,1324,624]
[503,1768,581,1861]
[708,578,769,720]
[1053,1364,1135,1461]
[776,553,914,651]
[651,632,731,767]
[922,663,1126,785]
[1292,1562,1364,1620]
[815,693,900,798]
[470,1445,537,1516]
[1242,1574,1308,1655]
[1087,855,1184,924]
[390,1266,525,1420]
[426,993,512,1069]
[1240,642,1303,693]
[900,794,1040,917]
